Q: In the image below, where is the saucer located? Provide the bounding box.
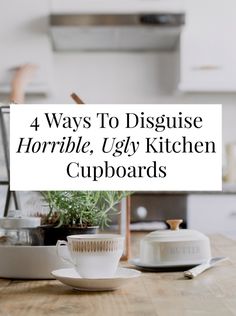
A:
[129,258,199,272]
[51,267,141,291]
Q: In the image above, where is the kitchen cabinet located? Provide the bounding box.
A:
[187,194,236,236]
[179,0,236,92]
[130,193,187,224]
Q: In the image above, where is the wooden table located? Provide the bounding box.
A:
[0,234,236,316]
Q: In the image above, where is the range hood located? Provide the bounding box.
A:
[50,13,185,51]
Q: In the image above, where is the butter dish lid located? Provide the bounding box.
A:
[142,219,208,242]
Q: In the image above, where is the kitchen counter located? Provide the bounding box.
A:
[0,234,236,316]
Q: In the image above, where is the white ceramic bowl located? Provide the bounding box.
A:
[0,246,71,279]
[140,228,211,266]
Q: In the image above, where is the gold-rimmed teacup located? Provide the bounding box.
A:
[57,234,124,278]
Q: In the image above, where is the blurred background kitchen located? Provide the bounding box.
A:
[1,0,236,238]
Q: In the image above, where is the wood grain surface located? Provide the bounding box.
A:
[0,234,236,316]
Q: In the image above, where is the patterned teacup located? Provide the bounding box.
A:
[56,234,124,278]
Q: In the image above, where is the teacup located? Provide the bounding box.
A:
[56,234,124,278]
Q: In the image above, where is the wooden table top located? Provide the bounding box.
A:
[0,234,236,316]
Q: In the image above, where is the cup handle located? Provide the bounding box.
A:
[56,240,74,265]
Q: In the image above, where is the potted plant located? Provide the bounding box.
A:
[36,191,129,245]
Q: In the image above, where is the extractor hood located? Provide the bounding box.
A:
[50,13,185,51]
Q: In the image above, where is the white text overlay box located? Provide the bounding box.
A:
[10,104,222,191]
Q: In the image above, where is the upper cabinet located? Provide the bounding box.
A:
[179,0,236,92]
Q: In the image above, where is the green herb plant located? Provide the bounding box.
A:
[41,191,130,228]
